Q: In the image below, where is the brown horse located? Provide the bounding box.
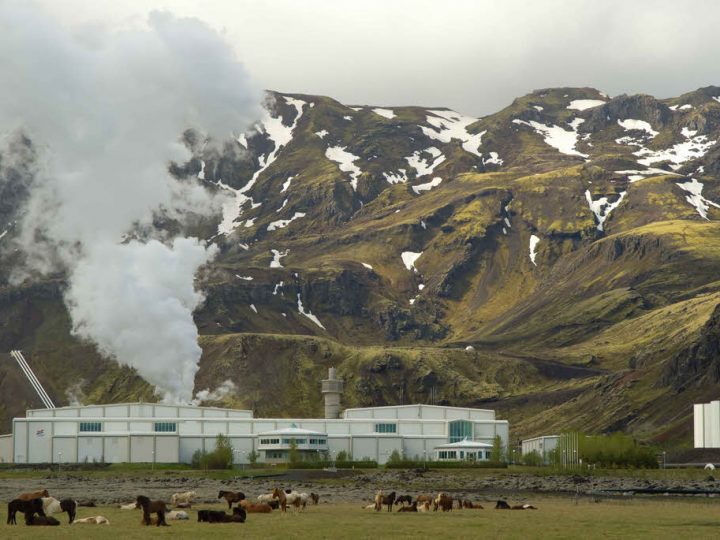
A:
[18,489,49,501]
[434,493,453,512]
[272,487,288,512]
[397,501,418,512]
[462,500,484,509]
[26,515,60,526]
[218,490,245,510]
[240,500,273,513]
[495,500,511,510]
[310,492,320,505]
[136,495,168,526]
[376,491,396,512]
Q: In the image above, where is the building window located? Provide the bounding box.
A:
[375,423,397,434]
[309,439,327,445]
[154,422,176,433]
[259,438,280,445]
[448,420,473,442]
[79,422,101,432]
[266,451,284,459]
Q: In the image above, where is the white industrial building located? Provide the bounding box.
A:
[694,400,720,448]
[521,435,559,463]
[2,368,509,465]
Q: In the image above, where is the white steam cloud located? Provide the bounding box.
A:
[193,379,238,405]
[0,2,261,403]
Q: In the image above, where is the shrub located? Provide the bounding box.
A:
[191,434,233,470]
[522,450,544,467]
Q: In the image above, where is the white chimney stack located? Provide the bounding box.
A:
[321,367,344,419]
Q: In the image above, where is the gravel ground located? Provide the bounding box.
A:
[1,469,718,507]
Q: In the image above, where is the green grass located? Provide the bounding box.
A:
[3,499,720,539]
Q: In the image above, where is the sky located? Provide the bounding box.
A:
[31,0,720,116]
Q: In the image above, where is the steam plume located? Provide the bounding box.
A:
[0,2,261,403]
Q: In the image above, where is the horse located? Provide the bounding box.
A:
[462,500,484,509]
[239,500,273,513]
[376,491,395,512]
[136,495,169,526]
[7,498,45,525]
[395,495,413,506]
[310,492,320,505]
[120,502,138,510]
[495,500,511,510]
[41,497,77,523]
[167,510,189,520]
[434,493,453,512]
[512,504,538,510]
[397,501,418,512]
[73,516,110,525]
[18,489,49,501]
[415,494,432,504]
[272,487,290,512]
[171,491,196,507]
[200,510,228,523]
[417,501,432,512]
[218,490,245,509]
[25,515,60,526]
[257,493,275,504]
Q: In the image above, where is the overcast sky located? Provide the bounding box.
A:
[33,0,720,116]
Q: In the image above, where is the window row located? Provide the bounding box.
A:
[374,423,397,433]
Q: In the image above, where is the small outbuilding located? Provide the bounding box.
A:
[433,438,493,461]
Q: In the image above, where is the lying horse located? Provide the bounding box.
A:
[166,510,189,520]
[18,489,49,501]
[25,515,60,526]
[198,510,227,523]
[239,500,273,513]
[397,501,418,512]
[495,500,511,510]
[7,498,45,525]
[136,495,168,526]
[417,501,432,512]
[218,490,245,510]
[73,516,110,525]
[512,504,538,510]
[395,495,413,506]
[462,500,484,509]
[119,502,138,510]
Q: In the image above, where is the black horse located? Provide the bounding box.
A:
[136,495,169,526]
[7,498,45,525]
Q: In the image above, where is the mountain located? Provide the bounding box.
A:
[2,86,720,447]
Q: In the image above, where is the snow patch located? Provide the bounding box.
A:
[618,119,658,137]
[273,281,284,295]
[420,109,485,157]
[372,108,396,119]
[250,304,258,314]
[401,251,422,272]
[383,169,408,184]
[567,99,606,111]
[533,105,544,112]
[529,235,540,266]
[635,133,716,170]
[238,243,249,250]
[343,115,352,121]
[405,147,446,177]
[217,96,306,235]
[197,160,205,180]
[267,212,306,231]
[412,177,442,194]
[270,249,288,268]
[276,199,288,212]
[482,152,503,166]
[297,294,325,329]
[676,178,720,219]
[281,176,293,193]
[315,130,328,139]
[512,118,587,157]
[235,275,253,281]
[585,190,626,231]
[237,134,248,148]
[326,146,362,190]
[361,263,373,270]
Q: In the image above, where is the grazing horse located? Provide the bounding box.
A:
[41,497,77,523]
[397,501,418,512]
[136,495,169,526]
[240,500,273,513]
[396,495,413,506]
[25,515,60,526]
[218,490,245,509]
[171,491,196,507]
[18,489,49,501]
[73,516,110,525]
[495,500,511,510]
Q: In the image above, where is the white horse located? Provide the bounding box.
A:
[257,493,276,504]
[166,510,189,520]
[72,516,110,525]
[119,502,137,510]
[171,491,196,506]
[41,497,62,515]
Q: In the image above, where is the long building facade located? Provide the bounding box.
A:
[7,402,509,465]
[694,400,720,448]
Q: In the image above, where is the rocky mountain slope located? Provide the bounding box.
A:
[2,86,720,446]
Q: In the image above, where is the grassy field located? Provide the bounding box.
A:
[3,498,720,539]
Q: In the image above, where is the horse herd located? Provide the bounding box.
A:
[367,491,538,513]
[4,487,322,527]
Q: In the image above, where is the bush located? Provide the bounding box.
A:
[288,459,378,470]
[521,450,544,467]
[385,459,507,469]
[191,434,233,470]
